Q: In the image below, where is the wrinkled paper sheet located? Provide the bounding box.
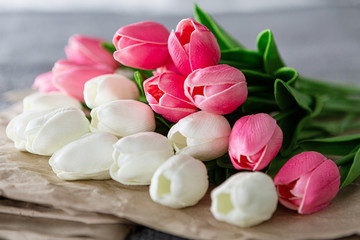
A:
[1,93,360,240]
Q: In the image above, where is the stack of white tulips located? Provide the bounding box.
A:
[6,73,278,227]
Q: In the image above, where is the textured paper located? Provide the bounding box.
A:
[1,100,360,240]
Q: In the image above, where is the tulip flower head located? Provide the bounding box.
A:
[23,92,82,111]
[6,109,54,151]
[168,18,220,76]
[167,111,231,161]
[25,107,90,156]
[89,100,156,137]
[150,154,208,208]
[274,151,340,214]
[65,34,119,70]
[143,72,197,122]
[110,132,174,185]
[49,132,118,180]
[84,73,139,109]
[229,113,283,171]
[184,64,248,115]
[211,172,278,227]
[113,21,170,70]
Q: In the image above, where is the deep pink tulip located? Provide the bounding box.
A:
[168,18,220,76]
[52,60,114,101]
[184,64,247,115]
[65,34,118,70]
[113,21,170,70]
[143,72,197,122]
[274,151,340,214]
[32,71,59,93]
[229,113,283,171]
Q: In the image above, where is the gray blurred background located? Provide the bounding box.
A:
[0,1,360,238]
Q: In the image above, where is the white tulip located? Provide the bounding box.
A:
[149,154,208,208]
[25,107,90,156]
[210,172,278,227]
[23,92,82,111]
[90,100,155,137]
[49,132,118,180]
[84,74,139,109]
[6,109,53,151]
[167,111,231,161]
[110,132,174,185]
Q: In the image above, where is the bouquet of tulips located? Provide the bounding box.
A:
[6,5,360,227]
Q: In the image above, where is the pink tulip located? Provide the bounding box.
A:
[184,64,247,115]
[229,113,283,171]
[32,71,59,93]
[65,34,118,70]
[143,72,197,122]
[274,151,340,214]
[113,21,170,70]
[168,18,220,76]
[52,60,114,101]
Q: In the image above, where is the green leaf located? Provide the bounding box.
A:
[274,79,313,113]
[257,29,285,75]
[338,146,360,188]
[205,160,226,185]
[216,154,235,169]
[299,134,360,156]
[242,97,278,115]
[240,69,273,86]
[220,48,263,70]
[194,4,243,51]
[134,71,147,104]
[102,41,117,54]
[274,67,298,85]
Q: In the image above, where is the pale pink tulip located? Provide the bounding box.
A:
[274,151,340,214]
[143,72,197,122]
[229,113,283,171]
[168,18,220,76]
[113,21,170,70]
[65,34,118,70]
[184,64,247,115]
[52,60,114,101]
[32,71,59,93]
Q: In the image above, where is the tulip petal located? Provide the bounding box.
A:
[168,30,192,75]
[32,71,59,93]
[299,160,340,214]
[115,21,170,44]
[274,151,327,185]
[113,42,169,70]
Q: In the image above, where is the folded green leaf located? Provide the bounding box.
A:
[220,48,263,70]
[299,134,360,156]
[257,29,285,75]
[275,67,298,85]
[337,145,360,188]
[241,69,273,86]
[194,4,243,51]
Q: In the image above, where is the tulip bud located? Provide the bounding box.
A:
[211,172,278,227]
[110,132,174,185]
[229,113,283,171]
[149,154,208,208]
[168,18,220,76]
[89,100,155,137]
[113,21,170,70]
[49,132,118,180]
[184,64,248,115]
[274,151,340,214]
[6,109,53,151]
[52,60,115,101]
[25,107,90,156]
[23,92,82,111]
[167,111,231,161]
[143,72,197,122]
[65,34,118,70]
[84,74,139,109]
